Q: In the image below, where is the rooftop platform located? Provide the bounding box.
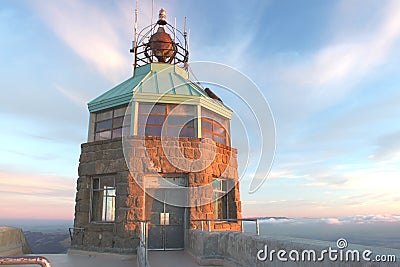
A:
[4,250,218,267]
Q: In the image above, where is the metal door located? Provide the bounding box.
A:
[146,177,186,250]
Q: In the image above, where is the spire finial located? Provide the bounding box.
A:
[157,8,167,25]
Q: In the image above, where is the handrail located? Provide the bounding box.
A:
[191,218,260,235]
[0,256,52,267]
[127,220,150,267]
[68,227,84,241]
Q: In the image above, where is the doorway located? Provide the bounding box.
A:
[145,175,187,250]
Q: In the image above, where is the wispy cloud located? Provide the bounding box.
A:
[369,132,400,161]
[259,0,400,124]
[54,84,88,109]
[28,0,133,83]
[0,170,75,219]
[259,215,400,225]
[283,0,400,90]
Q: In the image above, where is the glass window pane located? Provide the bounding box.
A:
[151,104,166,115]
[222,118,230,133]
[137,125,145,135]
[139,103,166,115]
[96,110,113,121]
[103,194,115,221]
[148,115,166,125]
[145,126,162,136]
[92,177,115,222]
[138,115,146,125]
[138,115,165,125]
[201,119,213,131]
[113,117,124,128]
[201,108,214,119]
[202,130,212,139]
[95,119,112,132]
[186,118,197,128]
[179,127,195,137]
[95,130,111,141]
[166,127,180,137]
[114,106,128,117]
[91,190,103,221]
[169,104,195,115]
[212,179,222,191]
[213,135,226,145]
[168,116,194,126]
[112,128,122,138]
[213,123,226,136]
[138,103,152,114]
[222,180,228,191]
[105,188,116,197]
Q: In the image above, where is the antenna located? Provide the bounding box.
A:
[151,0,154,32]
[174,17,177,43]
[187,29,191,53]
[132,0,139,73]
[184,17,187,35]
[183,17,189,71]
[134,0,138,47]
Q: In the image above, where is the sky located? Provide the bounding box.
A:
[0,0,399,221]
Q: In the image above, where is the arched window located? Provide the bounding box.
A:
[201,108,230,145]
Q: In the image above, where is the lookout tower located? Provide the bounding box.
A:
[71,8,242,253]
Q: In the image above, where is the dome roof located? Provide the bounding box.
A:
[88,63,232,118]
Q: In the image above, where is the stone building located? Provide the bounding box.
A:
[71,9,242,253]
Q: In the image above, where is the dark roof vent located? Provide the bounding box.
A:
[205,88,223,103]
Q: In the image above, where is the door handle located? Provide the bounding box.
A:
[160,212,170,225]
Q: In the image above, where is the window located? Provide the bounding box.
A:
[212,178,228,219]
[201,108,230,145]
[137,103,196,138]
[94,105,131,141]
[91,176,116,222]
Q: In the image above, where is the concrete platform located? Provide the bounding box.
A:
[148,251,218,267]
[0,250,218,267]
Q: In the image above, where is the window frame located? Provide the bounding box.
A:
[94,105,131,141]
[212,178,229,220]
[201,108,230,146]
[137,103,196,138]
[90,176,116,223]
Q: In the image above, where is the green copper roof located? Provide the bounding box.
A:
[88,63,229,114]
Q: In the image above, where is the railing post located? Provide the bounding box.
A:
[201,220,204,231]
[207,220,211,232]
[137,220,149,267]
[255,219,260,236]
[144,221,148,267]
[241,220,244,233]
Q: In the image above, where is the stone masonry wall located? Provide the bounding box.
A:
[186,230,400,267]
[72,136,242,253]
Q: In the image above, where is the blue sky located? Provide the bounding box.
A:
[0,0,399,220]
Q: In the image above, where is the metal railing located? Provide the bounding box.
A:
[0,256,52,267]
[191,218,260,235]
[68,227,84,242]
[127,220,150,267]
